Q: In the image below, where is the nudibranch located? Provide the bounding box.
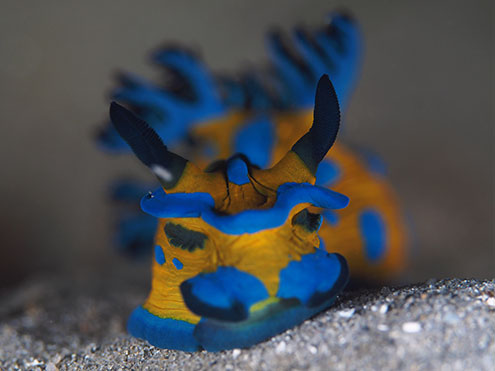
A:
[109,75,350,351]
[99,11,407,282]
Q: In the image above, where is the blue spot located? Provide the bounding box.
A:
[173,258,183,270]
[181,266,269,321]
[233,116,274,168]
[226,156,250,185]
[277,249,349,306]
[357,148,387,176]
[359,209,387,262]
[154,245,165,265]
[322,210,339,226]
[315,160,340,186]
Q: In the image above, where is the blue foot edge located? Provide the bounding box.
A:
[127,306,201,351]
[128,293,343,352]
[195,296,336,351]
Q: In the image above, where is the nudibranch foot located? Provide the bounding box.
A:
[127,306,200,351]
[128,249,348,352]
[195,295,336,352]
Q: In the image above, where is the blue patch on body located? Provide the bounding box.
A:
[322,210,339,226]
[194,251,348,353]
[173,258,184,270]
[154,245,165,265]
[127,306,199,351]
[226,157,250,185]
[141,182,349,235]
[180,267,269,321]
[315,159,340,186]
[359,209,387,262]
[233,116,274,168]
[277,249,348,306]
[357,148,388,176]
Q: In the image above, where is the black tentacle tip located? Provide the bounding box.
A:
[291,73,340,175]
[109,101,128,123]
[109,101,146,136]
[315,74,339,109]
[316,74,331,92]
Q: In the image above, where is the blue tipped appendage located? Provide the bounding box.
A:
[226,156,251,185]
[141,182,349,235]
[359,209,387,262]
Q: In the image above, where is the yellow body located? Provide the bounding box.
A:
[144,149,321,324]
[317,143,407,280]
[190,109,408,282]
[142,99,407,323]
[275,111,407,280]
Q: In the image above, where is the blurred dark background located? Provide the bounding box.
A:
[0,0,492,289]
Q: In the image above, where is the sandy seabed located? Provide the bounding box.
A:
[0,276,494,370]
